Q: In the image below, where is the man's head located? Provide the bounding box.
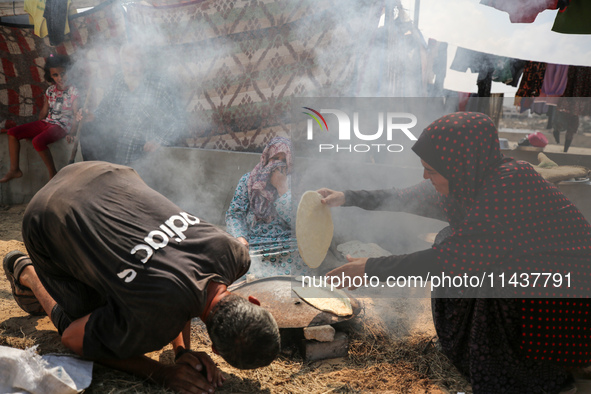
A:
[206,293,280,369]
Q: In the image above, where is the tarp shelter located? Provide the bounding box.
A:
[1,0,421,153]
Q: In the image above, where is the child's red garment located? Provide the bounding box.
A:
[44,84,79,131]
[6,84,78,151]
[7,121,67,151]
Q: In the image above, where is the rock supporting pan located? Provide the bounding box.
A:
[229,276,361,329]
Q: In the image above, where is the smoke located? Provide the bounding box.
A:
[280,2,451,270]
[290,97,450,260]
[66,1,430,222]
[62,1,241,220]
[67,1,439,255]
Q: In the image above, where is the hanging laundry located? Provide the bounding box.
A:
[23,0,75,45]
[546,105,557,129]
[450,47,495,96]
[514,61,546,112]
[424,39,448,97]
[493,58,526,87]
[560,66,591,99]
[552,0,591,34]
[480,0,560,23]
[534,63,569,106]
[451,47,524,97]
[450,47,490,74]
[557,66,591,116]
[24,0,49,38]
[551,65,591,152]
[491,58,513,84]
[477,73,492,97]
[515,61,547,99]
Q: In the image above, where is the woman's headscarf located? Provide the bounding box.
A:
[247,137,293,222]
[411,112,591,368]
[411,112,591,295]
[412,112,507,208]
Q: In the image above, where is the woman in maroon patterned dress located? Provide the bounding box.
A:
[321,112,591,393]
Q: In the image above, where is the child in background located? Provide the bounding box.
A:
[0,54,79,183]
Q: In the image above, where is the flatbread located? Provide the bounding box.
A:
[292,286,352,316]
[336,240,391,259]
[296,191,333,268]
[533,152,590,183]
[533,165,589,183]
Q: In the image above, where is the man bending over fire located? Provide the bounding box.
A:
[3,161,280,394]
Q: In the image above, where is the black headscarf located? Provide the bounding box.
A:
[412,112,508,209]
[411,112,591,366]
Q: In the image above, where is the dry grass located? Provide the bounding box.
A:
[0,223,470,393]
[186,318,470,394]
[1,314,471,393]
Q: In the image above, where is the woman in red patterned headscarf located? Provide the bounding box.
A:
[246,136,293,223]
[320,112,591,393]
[226,137,309,277]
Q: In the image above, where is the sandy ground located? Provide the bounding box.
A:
[0,204,470,394]
[0,205,68,356]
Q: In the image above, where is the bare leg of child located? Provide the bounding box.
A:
[0,135,23,183]
[38,148,58,180]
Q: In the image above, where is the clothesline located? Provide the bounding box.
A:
[480,0,590,35]
[435,39,590,109]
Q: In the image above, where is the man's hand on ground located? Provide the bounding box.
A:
[94,352,221,394]
[176,350,225,389]
[154,361,218,394]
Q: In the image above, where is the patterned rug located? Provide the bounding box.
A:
[0,25,54,130]
[1,0,378,152]
[123,0,368,151]
[0,0,125,130]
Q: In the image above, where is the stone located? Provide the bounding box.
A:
[303,325,335,342]
[301,331,348,362]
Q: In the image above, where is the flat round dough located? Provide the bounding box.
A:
[292,286,352,316]
[296,191,333,268]
[336,240,391,259]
